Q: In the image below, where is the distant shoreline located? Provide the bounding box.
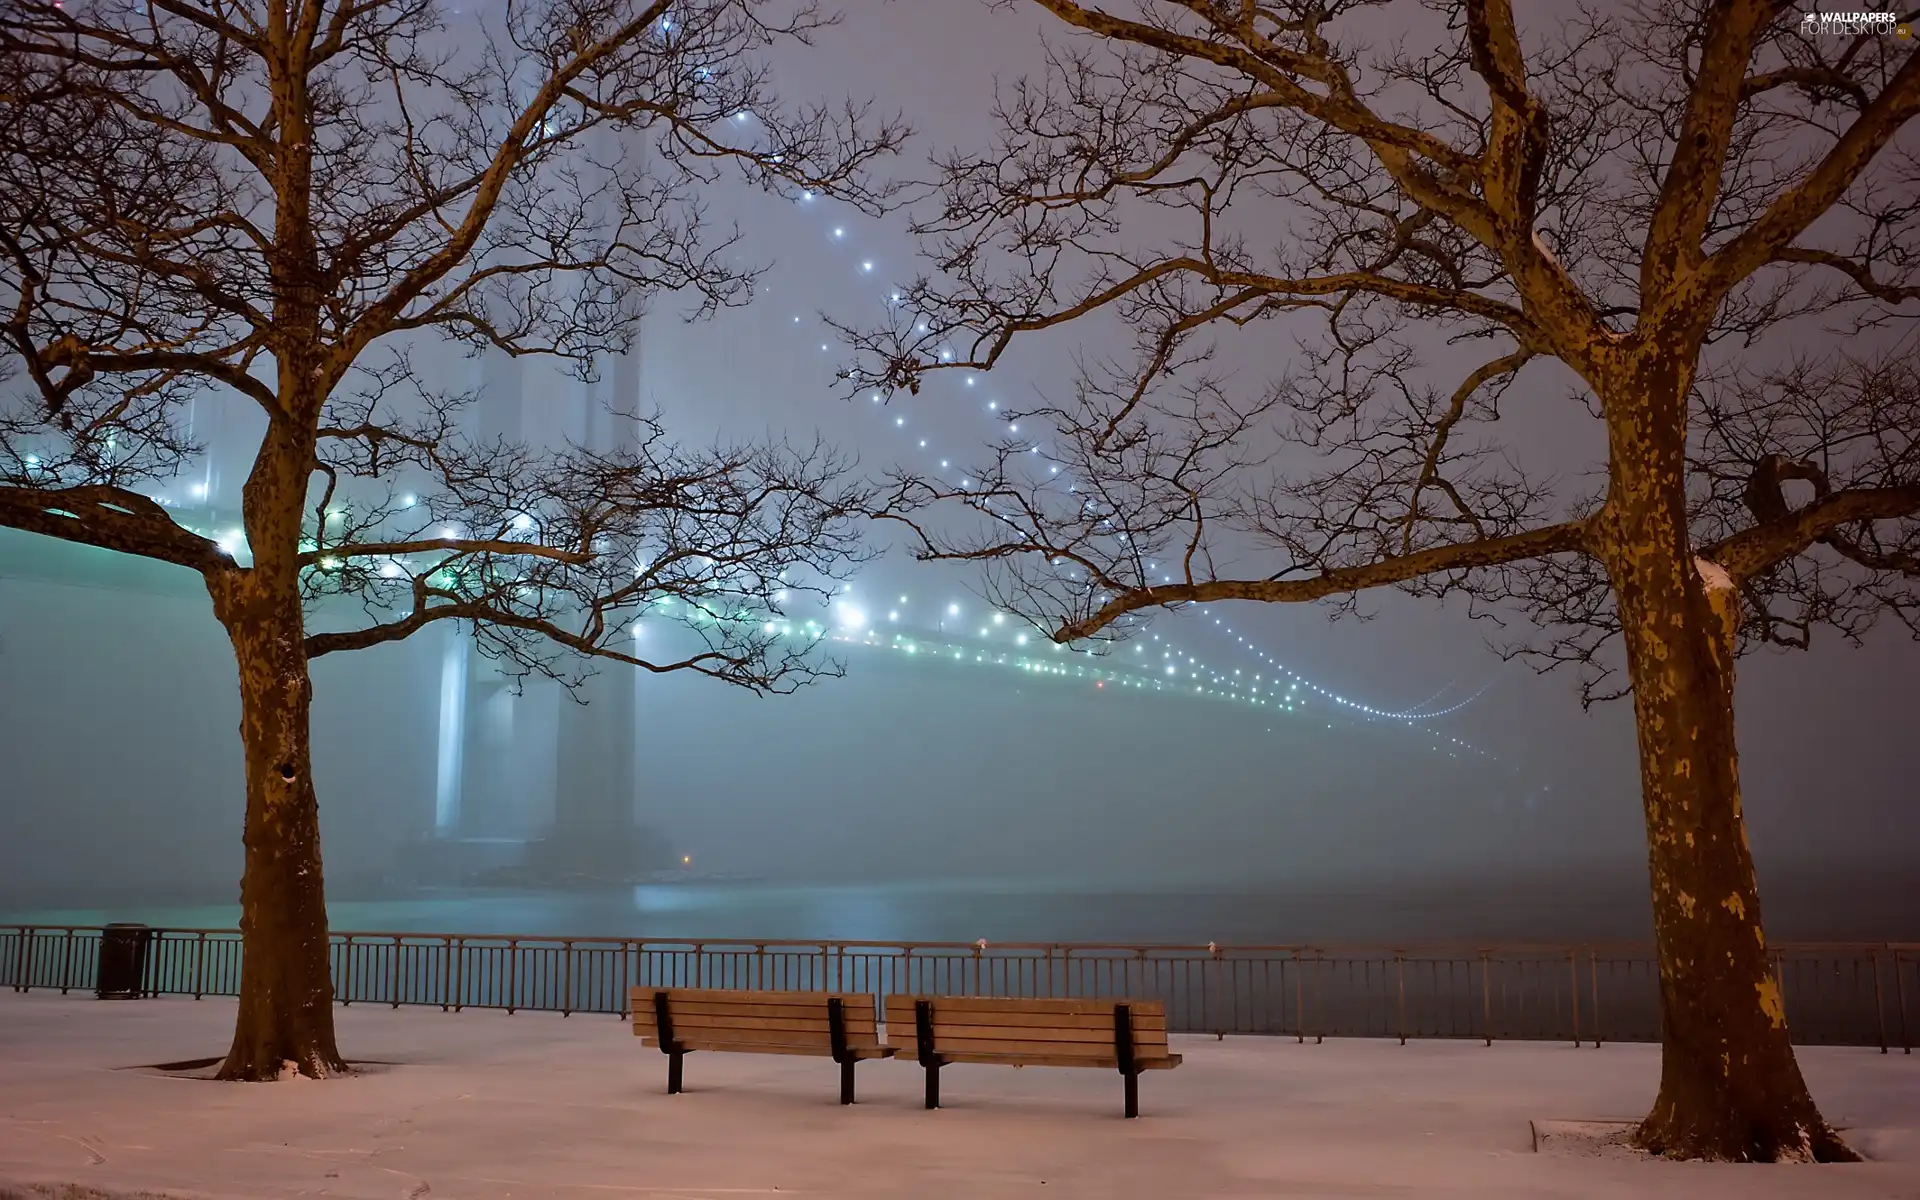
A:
[4,859,1914,903]
[3,866,1915,946]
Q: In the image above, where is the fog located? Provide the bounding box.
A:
[4,521,1914,943]
[1,2,1915,945]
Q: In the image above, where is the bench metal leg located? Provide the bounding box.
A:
[1122,1070,1139,1119]
[915,1000,941,1110]
[667,1050,684,1095]
[840,1059,856,1105]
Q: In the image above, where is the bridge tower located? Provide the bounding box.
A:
[426,338,667,883]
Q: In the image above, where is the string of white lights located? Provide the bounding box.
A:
[752,614,1495,765]
[786,187,1497,754]
[96,173,1499,767]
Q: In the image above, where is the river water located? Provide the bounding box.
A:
[4,869,1912,946]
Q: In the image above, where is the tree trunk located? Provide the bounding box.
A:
[208,567,346,1081]
[1599,363,1851,1162]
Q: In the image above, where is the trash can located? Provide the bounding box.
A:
[96,923,153,1000]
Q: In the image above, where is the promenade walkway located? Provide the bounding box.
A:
[2,993,1914,1198]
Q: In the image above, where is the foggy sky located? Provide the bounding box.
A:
[1,2,1915,931]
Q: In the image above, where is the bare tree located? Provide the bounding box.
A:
[0,0,903,1080]
[844,0,1919,1162]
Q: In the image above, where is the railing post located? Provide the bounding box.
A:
[453,937,467,1013]
[1294,951,1305,1044]
[1589,950,1602,1048]
[1480,951,1493,1046]
[1569,951,1581,1048]
[340,935,355,1007]
[139,928,155,998]
[1872,950,1888,1055]
[1395,953,1407,1045]
[1135,947,1149,1019]
[193,931,208,1000]
[20,928,36,993]
[1314,953,1324,1045]
[506,939,519,1014]
[389,938,401,1009]
[561,940,574,1017]
[1895,948,1910,1055]
[1202,946,1215,1039]
[59,929,75,995]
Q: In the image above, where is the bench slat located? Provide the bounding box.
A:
[635,1013,876,1036]
[629,988,875,1011]
[879,998,1159,1029]
[645,1028,876,1049]
[890,1032,1168,1057]
[635,1005,878,1026]
[884,995,1166,1018]
[889,1030,1156,1054]
[926,1051,1182,1070]
[640,1026,885,1049]
[635,999,871,1021]
[880,1004,1165,1032]
[885,1019,1168,1045]
[890,1013,1175,1036]
[974,1020,1162,1045]
[897,1038,1109,1059]
[631,987,848,1005]
[641,1038,893,1059]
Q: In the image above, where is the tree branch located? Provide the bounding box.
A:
[297,537,594,567]
[1706,483,1920,581]
[0,482,227,572]
[1696,46,1920,307]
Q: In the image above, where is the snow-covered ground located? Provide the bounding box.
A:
[1,992,1914,1198]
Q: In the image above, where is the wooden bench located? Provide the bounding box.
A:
[884,995,1181,1118]
[630,987,893,1104]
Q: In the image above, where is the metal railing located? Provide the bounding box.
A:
[3,925,1912,1052]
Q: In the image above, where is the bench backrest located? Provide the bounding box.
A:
[884,995,1172,1061]
[630,987,883,1053]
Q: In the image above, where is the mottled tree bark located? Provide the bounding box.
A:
[206,417,345,1082]
[1599,361,1851,1162]
[207,568,344,1080]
